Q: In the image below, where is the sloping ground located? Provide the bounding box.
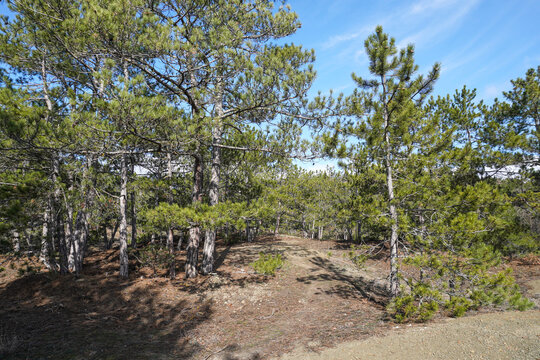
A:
[0,235,390,359]
[0,235,538,359]
[278,310,540,360]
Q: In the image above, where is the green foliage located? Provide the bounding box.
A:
[444,297,471,317]
[136,244,173,277]
[345,244,370,269]
[395,252,534,322]
[250,252,283,276]
[387,292,439,323]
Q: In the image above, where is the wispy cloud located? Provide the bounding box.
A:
[408,0,459,15]
[397,0,481,49]
[322,25,372,50]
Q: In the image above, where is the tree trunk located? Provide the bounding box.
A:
[102,223,109,250]
[39,205,54,270]
[185,154,203,278]
[255,219,261,239]
[177,230,183,251]
[201,81,223,275]
[166,152,175,278]
[119,154,129,278]
[66,159,91,275]
[382,73,399,298]
[67,202,75,272]
[186,227,200,278]
[130,158,137,249]
[12,231,20,253]
[356,220,362,244]
[302,216,308,238]
[52,156,68,274]
[168,228,175,278]
[274,213,281,236]
[109,219,119,249]
[72,210,87,275]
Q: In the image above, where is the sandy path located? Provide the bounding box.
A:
[277,310,540,360]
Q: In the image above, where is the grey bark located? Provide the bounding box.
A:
[177,230,183,251]
[274,213,281,236]
[66,159,91,275]
[202,79,224,275]
[102,223,109,250]
[104,219,119,250]
[119,154,129,278]
[167,152,175,278]
[52,156,68,274]
[12,231,20,253]
[130,158,137,249]
[185,154,203,278]
[382,73,399,298]
[39,205,54,269]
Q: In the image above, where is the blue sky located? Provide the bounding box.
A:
[286,0,540,103]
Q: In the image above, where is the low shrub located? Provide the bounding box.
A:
[250,252,283,276]
[136,244,173,277]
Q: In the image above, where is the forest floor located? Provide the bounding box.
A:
[0,235,538,359]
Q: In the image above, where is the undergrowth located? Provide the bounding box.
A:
[250,252,283,276]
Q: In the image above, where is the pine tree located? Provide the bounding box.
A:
[346,26,440,297]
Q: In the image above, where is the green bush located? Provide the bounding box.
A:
[445,297,471,317]
[250,252,283,276]
[387,283,440,323]
[137,244,173,277]
[345,244,369,268]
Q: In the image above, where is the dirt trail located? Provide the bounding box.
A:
[278,310,540,360]
[1,235,538,360]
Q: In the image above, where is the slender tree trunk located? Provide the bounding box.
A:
[102,222,108,250]
[24,230,32,252]
[202,81,224,275]
[52,156,68,274]
[185,154,203,278]
[302,216,308,238]
[255,219,261,239]
[12,231,20,253]
[130,158,137,249]
[109,219,119,249]
[119,154,129,278]
[167,152,175,278]
[72,211,85,274]
[382,73,399,298]
[66,201,75,271]
[274,213,281,236]
[356,220,362,244]
[40,205,54,269]
[177,230,183,251]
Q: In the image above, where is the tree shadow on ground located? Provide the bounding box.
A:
[0,259,221,359]
[296,256,389,307]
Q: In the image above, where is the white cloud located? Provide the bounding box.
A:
[397,0,480,49]
[408,0,459,15]
[322,25,372,50]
